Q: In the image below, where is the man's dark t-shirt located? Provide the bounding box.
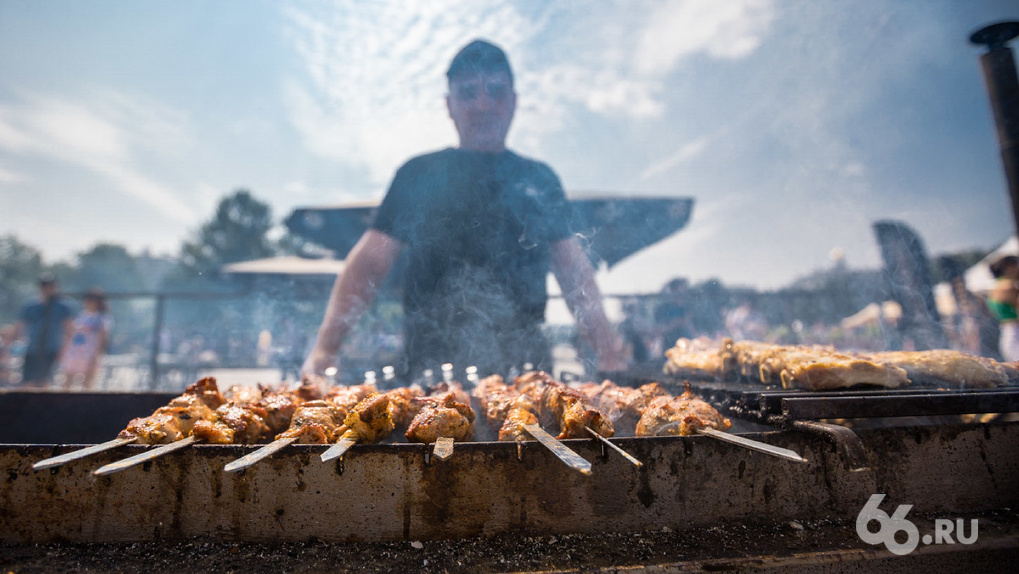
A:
[371,148,573,378]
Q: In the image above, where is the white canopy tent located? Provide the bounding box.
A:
[960,236,1018,296]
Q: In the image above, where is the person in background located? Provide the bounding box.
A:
[654,278,691,353]
[0,324,17,386]
[58,288,113,390]
[14,275,76,387]
[303,39,625,382]
[987,255,1019,361]
[939,256,1000,360]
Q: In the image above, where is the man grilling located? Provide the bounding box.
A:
[302,39,625,381]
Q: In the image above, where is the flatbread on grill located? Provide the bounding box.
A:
[868,350,1007,389]
[663,337,1014,390]
[663,337,725,380]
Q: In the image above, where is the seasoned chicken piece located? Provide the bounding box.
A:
[498,396,539,442]
[225,385,263,405]
[514,371,615,439]
[557,394,614,439]
[294,378,325,402]
[405,393,475,443]
[119,412,186,444]
[256,388,301,434]
[276,400,346,444]
[579,380,670,436]
[186,376,227,409]
[326,383,378,412]
[119,392,217,444]
[635,382,731,437]
[473,375,522,431]
[342,393,395,443]
[192,404,271,444]
[385,386,425,428]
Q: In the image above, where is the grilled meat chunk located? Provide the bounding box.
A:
[405,393,475,443]
[514,371,615,439]
[276,400,347,444]
[635,382,731,437]
[342,393,395,443]
[192,404,271,444]
[118,380,221,444]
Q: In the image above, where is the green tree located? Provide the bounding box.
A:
[0,235,44,323]
[175,189,276,282]
[65,243,146,293]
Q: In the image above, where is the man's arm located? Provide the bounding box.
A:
[550,237,626,372]
[302,229,404,376]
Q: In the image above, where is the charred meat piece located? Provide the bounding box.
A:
[405,393,476,443]
[579,380,669,436]
[513,371,615,439]
[118,380,221,444]
[192,404,271,445]
[635,382,731,437]
[385,386,425,428]
[342,393,395,444]
[256,387,302,434]
[276,400,347,444]
[473,374,521,432]
[497,395,540,442]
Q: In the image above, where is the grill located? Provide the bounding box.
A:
[3,374,1018,570]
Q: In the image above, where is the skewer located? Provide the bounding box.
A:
[585,426,642,467]
[696,427,807,463]
[33,437,136,471]
[432,436,455,461]
[320,435,357,462]
[523,423,592,476]
[223,436,297,473]
[93,435,199,476]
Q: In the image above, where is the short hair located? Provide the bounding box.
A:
[38,273,57,286]
[446,39,514,84]
[990,255,1019,278]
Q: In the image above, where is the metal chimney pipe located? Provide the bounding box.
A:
[971,21,1019,236]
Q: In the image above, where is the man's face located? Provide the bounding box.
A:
[446,70,516,152]
[39,282,57,300]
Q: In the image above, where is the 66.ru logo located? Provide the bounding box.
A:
[856,494,979,555]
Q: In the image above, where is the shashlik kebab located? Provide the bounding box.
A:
[225,382,386,471]
[473,371,624,474]
[34,377,233,470]
[222,380,477,471]
[404,382,476,461]
[579,378,806,463]
[95,378,323,475]
[320,383,475,462]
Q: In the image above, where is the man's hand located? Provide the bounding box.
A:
[301,347,338,380]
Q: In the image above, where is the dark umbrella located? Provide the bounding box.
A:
[284,195,694,268]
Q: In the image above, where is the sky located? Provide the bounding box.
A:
[1,0,1018,294]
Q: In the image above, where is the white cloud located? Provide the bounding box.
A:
[636,0,775,74]
[0,90,196,223]
[0,165,27,184]
[282,0,776,183]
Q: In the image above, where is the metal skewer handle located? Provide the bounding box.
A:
[696,427,807,463]
[320,436,357,462]
[432,436,455,461]
[94,435,199,476]
[33,437,136,471]
[223,436,297,473]
[585,427,642,467]
[523,423,592,475]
